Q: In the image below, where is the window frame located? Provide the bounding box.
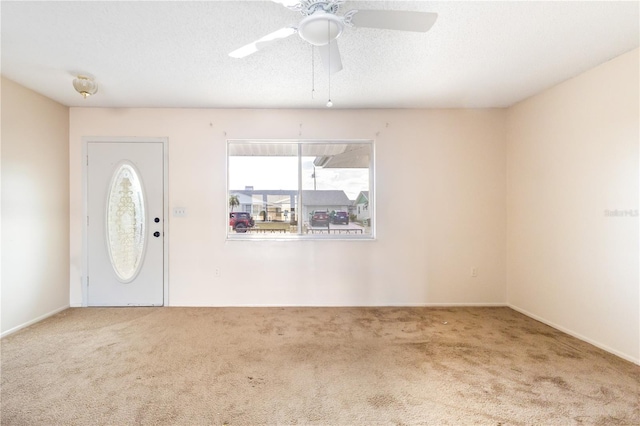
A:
[226,139,375,240]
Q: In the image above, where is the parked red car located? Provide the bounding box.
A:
[310,210,330,227]
[229,212,255,232]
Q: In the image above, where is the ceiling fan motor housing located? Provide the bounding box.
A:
[298,0,343,15]
[298,12,344,46]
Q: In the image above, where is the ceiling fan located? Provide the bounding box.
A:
[229,0,438,74]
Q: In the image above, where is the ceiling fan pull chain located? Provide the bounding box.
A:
[311,45,315,99]
[326,18,333,108]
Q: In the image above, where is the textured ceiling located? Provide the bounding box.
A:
[1,1,638,109]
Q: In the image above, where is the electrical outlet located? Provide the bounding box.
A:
[173,207,187,217]
[215,267,221,277]
[471,267,478,278]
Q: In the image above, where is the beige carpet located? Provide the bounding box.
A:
[1,307,638,425]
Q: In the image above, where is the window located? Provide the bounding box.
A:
[228,140,374,239]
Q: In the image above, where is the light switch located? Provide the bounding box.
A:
[173,207,187,217]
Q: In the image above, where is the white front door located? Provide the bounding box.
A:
[87,141,164,306]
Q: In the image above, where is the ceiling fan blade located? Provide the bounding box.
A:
[271,0,302,9]
[229,27,297,58]
[318,40,343,74]
[349,10,438,32]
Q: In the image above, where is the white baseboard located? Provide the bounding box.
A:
[508,304,640,366]
[167,302,509,308]
[408,302,508,307]
[1,305,70,338]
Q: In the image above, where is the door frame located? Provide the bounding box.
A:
[81,136,169,307]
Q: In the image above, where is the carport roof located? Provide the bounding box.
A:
[302,190,351,206]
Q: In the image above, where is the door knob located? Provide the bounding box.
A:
[153,231,161,237]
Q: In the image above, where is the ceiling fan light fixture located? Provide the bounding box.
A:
[72,75,98,98]
[298,12,343,46]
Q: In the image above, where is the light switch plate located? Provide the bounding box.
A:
[173,207,187,217]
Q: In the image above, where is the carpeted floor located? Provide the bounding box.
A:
[1,307,638,425]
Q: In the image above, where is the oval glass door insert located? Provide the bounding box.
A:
[106,163,146,282]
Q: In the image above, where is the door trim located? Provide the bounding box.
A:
[82,137,169,307]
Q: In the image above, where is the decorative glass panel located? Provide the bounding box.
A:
[106,163,146,282]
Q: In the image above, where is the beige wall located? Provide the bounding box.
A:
[506,48,639,363]
[1,77,70,335]
[69,108,507,308]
